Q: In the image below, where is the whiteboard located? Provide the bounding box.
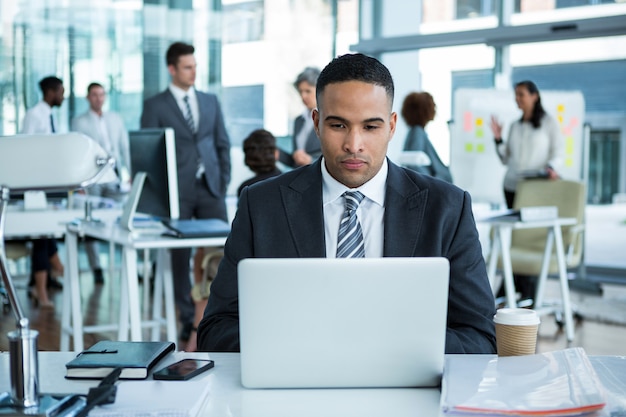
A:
[450,88,585,205]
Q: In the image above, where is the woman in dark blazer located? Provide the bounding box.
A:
[279,67,322,167]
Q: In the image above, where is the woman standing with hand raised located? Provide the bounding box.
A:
[490,80,564,209]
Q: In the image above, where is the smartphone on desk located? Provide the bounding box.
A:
[153,359,214,381]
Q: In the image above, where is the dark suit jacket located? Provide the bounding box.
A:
[278,114,321,167]
[197,159,496,354]
[140,89,231,198]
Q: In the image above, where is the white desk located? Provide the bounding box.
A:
[0,352,624,417]
[484,216,577,341]
[62,220,226,352]
[4,204,120,239]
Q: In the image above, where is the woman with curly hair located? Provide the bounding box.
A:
[401,91,453,183]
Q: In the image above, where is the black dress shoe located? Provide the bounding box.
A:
[180,322,194,342]
[47,277,63,290]
[94,268,105,285]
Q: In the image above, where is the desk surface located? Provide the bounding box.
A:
[0,352,624,417]
[67,219,227,249]
[5,206,121,239]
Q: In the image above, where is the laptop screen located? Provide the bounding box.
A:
[238,257,450,388]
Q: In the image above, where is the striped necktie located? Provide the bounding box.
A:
[336,191,365,258]
[183,95,195,133]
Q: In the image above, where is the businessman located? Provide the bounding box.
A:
[72,82,130,284]
[141,42,231,344]
[198,53,496,354]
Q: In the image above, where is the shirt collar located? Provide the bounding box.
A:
[322,157,388,207]
[169,84,196,101]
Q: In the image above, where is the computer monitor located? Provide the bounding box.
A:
[128,128,179,220]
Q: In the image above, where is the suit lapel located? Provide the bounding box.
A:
[280,161,326,257]
[383,162,428,257]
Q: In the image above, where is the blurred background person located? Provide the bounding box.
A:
[490,80,564,209]
[238,129,282,196]
[279,67,321,168]
[141,42,231,347]
[490,80,564,302]
[20,75,66,309]
[187,128,281,352]
[400,91,452,183]
[72,82,130,285]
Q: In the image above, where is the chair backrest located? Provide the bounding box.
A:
[511,179,586,270]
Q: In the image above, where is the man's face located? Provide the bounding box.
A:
[168,54,196,90]
[313,81,396,188]
[87,86,106,113]
[297,81,316,111]
[51,85,65,107]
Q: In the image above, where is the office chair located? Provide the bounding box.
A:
[0,133,116,413]
[507,179,587,327]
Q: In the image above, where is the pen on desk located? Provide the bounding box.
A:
[77,349,118,356]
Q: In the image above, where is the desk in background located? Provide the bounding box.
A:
[63,219,226,352]
[482,216,578,341]
[0,352,624,417]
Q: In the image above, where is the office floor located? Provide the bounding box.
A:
[1,246,626,355]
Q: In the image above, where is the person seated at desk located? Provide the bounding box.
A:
[186,129,281,352]
[197,53,496,354]
[237,128,282,197]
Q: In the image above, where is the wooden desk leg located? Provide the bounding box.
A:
[498,226,517,308]
[486,227,501,297]
[554,225,575,342]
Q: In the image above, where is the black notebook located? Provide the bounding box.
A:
[65,341,175,380]
[161,218,231,238]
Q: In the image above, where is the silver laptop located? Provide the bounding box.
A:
[238,257,450,389]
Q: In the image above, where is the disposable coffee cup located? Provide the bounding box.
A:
[494,308,540,357]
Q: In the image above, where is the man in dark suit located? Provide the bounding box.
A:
[141,42,231,344]
[278,67,322,167]
[197,53,496,354]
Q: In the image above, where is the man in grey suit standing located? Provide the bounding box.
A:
[141,41,231,345]
[197,53,496,354]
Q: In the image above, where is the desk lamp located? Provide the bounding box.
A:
[0,133,117,416]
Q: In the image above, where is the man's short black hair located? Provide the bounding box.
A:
[87,82,104,94]
[39,76,63,94]
[316,53,394,110]
[166,42,195,67]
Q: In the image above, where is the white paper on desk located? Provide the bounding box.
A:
[441,347,606,416]
[88,380,210,417]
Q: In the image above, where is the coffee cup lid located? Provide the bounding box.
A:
[494,308,540,325]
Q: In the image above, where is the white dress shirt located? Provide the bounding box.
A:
[71,109,130,178]
[169,84,199,132]
[322,158,387,258]
[21,101,56,134]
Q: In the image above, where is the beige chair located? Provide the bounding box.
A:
[508,179,586,327]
